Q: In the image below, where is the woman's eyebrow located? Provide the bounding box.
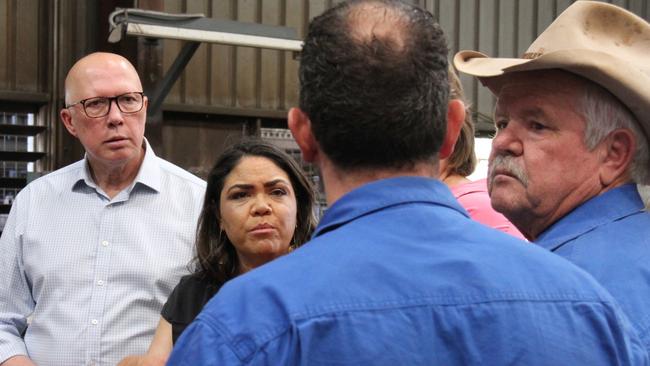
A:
[264,179,290,188]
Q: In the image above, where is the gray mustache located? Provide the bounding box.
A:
[488,155,529,187]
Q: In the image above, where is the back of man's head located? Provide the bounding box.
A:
[299,0,449,171]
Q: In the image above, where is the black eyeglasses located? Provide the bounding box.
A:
[66,92,145,118]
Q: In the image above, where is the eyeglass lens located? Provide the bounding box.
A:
[83,93,143,117]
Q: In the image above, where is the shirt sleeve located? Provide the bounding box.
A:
[166,319,242,366]
[0,189,34,363]
[160,278,181,323]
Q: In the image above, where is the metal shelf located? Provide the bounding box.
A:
[0,124,47,136]
[0,151,46,162]
[0,177,27,189]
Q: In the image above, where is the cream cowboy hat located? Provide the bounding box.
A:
[453,1,650,143]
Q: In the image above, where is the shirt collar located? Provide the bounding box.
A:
[72,138,162,194]
[313,176,467,238]
[535,184,645,251]
[132,138,162,193]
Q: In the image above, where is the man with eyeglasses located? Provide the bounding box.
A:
[0,52,206,366]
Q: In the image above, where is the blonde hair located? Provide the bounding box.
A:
[446,67,477,177]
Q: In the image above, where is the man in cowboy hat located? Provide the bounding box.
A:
[455,0,650,349]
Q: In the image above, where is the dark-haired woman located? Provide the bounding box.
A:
[119,140,317,366]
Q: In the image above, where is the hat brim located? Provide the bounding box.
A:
[454,49,650,145]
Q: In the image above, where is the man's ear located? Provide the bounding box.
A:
[60,108,78,137]
[288,107,319,163]
[439,99,465,159]
[598,128,636,186]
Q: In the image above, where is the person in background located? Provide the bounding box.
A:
[118,140,317,366]
[455,0,650,352]
[166,1,647,364]
[439,68,524,238]
[0,52,206,366]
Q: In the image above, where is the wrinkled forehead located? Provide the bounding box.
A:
[492,70,584,109]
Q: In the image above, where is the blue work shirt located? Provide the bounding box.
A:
[168,177,648,365]
[536,183,650,351]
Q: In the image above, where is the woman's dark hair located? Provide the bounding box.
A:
[192,139,317,284]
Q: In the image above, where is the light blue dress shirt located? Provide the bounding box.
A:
[168,177,648,365]
[536,184,650,351]
[0,140,206,366]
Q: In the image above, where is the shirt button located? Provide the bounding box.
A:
[101,241,109,247]
[97,280,104,286]
[91,319,98,325]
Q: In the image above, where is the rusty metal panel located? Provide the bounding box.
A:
[162,0,184,105]
[283,0,306,108]
[517,0,536,54]
[235,0,259,109]
[536,0,556,35]
[457,0,478,128]
[474,0,498,132]
[0,0,46,94]
[57,1,91,86]
[497,0,518,58]
[556,0,574,15]
[0,1,9,91]
[184,0,210,106]
[162,113,246,176]
[437,1,457,51]
[209,0,236,108]
[15,1,39,92]
[260,0,282,110]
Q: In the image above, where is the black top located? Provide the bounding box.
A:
[161,274,224,343]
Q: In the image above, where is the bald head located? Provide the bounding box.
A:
[345,1,411,50]
[64,52,142,106]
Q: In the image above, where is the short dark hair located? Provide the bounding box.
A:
[299,0,449,170]
[193,139,317,284]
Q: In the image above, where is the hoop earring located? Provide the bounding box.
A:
[288,235,297,252]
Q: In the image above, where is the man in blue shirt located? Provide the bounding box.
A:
[455,0,650,353]
[168,1,648,364]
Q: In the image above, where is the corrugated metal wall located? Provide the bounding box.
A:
[0,0,648,169]
[157,0,649,133]
[160,0,308,118]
